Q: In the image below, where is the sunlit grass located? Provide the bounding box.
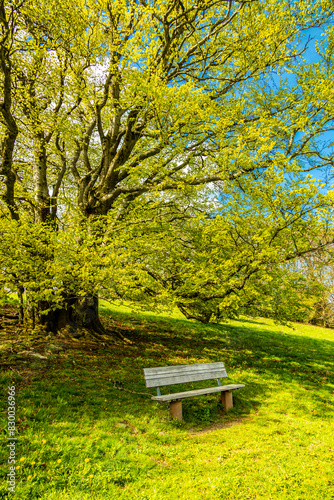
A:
[1,304,334,499]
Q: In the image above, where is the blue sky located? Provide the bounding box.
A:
[308,29,333,192]
[291,26,332,191]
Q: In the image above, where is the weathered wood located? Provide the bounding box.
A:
[170,400,182,421]
[144,362,227,388]
[152,384,245,402]
[221,390,233,411]
[144,361,245,421]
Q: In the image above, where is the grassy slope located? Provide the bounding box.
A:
[1,302,334,499]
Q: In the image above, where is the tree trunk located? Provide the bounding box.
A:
[69,294,107,336]
[35,293,127,342]
[18,286,24,325]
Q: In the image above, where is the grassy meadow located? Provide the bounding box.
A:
[1,301,334,499]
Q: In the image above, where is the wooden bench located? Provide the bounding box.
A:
[143,361,245,422]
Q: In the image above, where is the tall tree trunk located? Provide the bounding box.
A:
[17,287,24,325]
[34,293,127,341]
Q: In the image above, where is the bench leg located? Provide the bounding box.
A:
[221,391,233,411]
[170,400,182,421]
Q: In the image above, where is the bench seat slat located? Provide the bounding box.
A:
[144,362,227,388]
[151,384,245,402]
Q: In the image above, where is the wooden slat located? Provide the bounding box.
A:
[143,362,227,388]
[151,384,245,402]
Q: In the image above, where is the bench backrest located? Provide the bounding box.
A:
[143,362,227,388]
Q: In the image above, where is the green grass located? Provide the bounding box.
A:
[1,304,334,499]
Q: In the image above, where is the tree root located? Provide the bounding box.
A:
[58,319,132,345]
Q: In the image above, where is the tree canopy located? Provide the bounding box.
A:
[1,0,334,333]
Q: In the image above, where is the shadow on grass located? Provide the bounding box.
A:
[101,309,334,419]
[1,309,334,430]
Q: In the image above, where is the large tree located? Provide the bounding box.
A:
[1,0,334,336]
